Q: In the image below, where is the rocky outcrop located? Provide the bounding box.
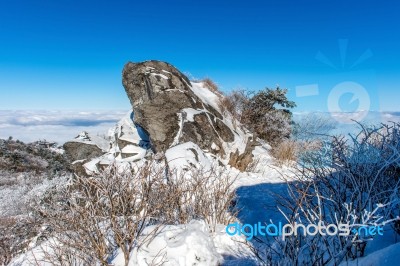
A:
[64,142,104,162]
[122,60,235,155]
[65,60,260,173]
[63,132,108,162]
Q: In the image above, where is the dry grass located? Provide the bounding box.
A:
[272,139,323,166]
[201,78,222,95]
[218,95,235,116]
[272,140,298,165]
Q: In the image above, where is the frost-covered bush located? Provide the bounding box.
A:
[32,162,237,266]
[0,174,70,266]
[292,113,337,141]
[255,123,400,265]
[218,90,247,120]
[218,87,296,144]
[0,138,70,175]
[240,87,296,144]
[0,138,71,265]
[165,166,237,231]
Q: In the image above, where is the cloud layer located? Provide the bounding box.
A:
[0,110,128,144]
[2,110,400,145]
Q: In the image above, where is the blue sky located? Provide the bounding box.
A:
[0,0,399,111]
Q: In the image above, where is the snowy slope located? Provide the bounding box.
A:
[340,242,400,266]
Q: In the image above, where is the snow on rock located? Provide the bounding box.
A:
[111,220,223,266]
[250,143,275,174]
[73,131,109,151]
[150,72,169,80]
[63,111,152,174]
[181,107,205,122]
[65,60,275,175]
[63,131,109,163]
[55,61,288,265]
[165,141,213,171]
[122,60,259,171]
[110,111,142,146]
[190,81,222,113]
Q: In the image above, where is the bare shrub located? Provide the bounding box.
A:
[218,90,247,116]
[245,157,261,172]
[218,90,249,131]
[0,216,43,266]
[36,164,165,266]
[292,113,337,141]
[255,122,400,265]
[33,162,237,265]
[173,167,238,231]
[140,165,237,232]
[0,217,19,266]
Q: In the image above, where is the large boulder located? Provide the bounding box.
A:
[122,60,234,154]
[121,60,260,171]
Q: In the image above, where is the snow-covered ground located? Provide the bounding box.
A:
[9,165,400,265]
[7,161,293,266]
[4,82,400,265]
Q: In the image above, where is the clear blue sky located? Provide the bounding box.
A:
[0,0,399,111]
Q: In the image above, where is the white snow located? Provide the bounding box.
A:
[71,131,110,152]
[121,144,142,154]
[80,111,149,173]
[212,224,257,265]
[150,72,169,80]
[181,108,204,122]
[165,141,213,171]
[111,220,223,266]
[211,142,220,151]
[339,242,400,266]
[190,82,221,113]
[9,239,60,266]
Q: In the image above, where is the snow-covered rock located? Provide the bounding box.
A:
[65,60,266,174]
[122,60,257,171]
[165,141,214,171]
[63,131,108,162]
